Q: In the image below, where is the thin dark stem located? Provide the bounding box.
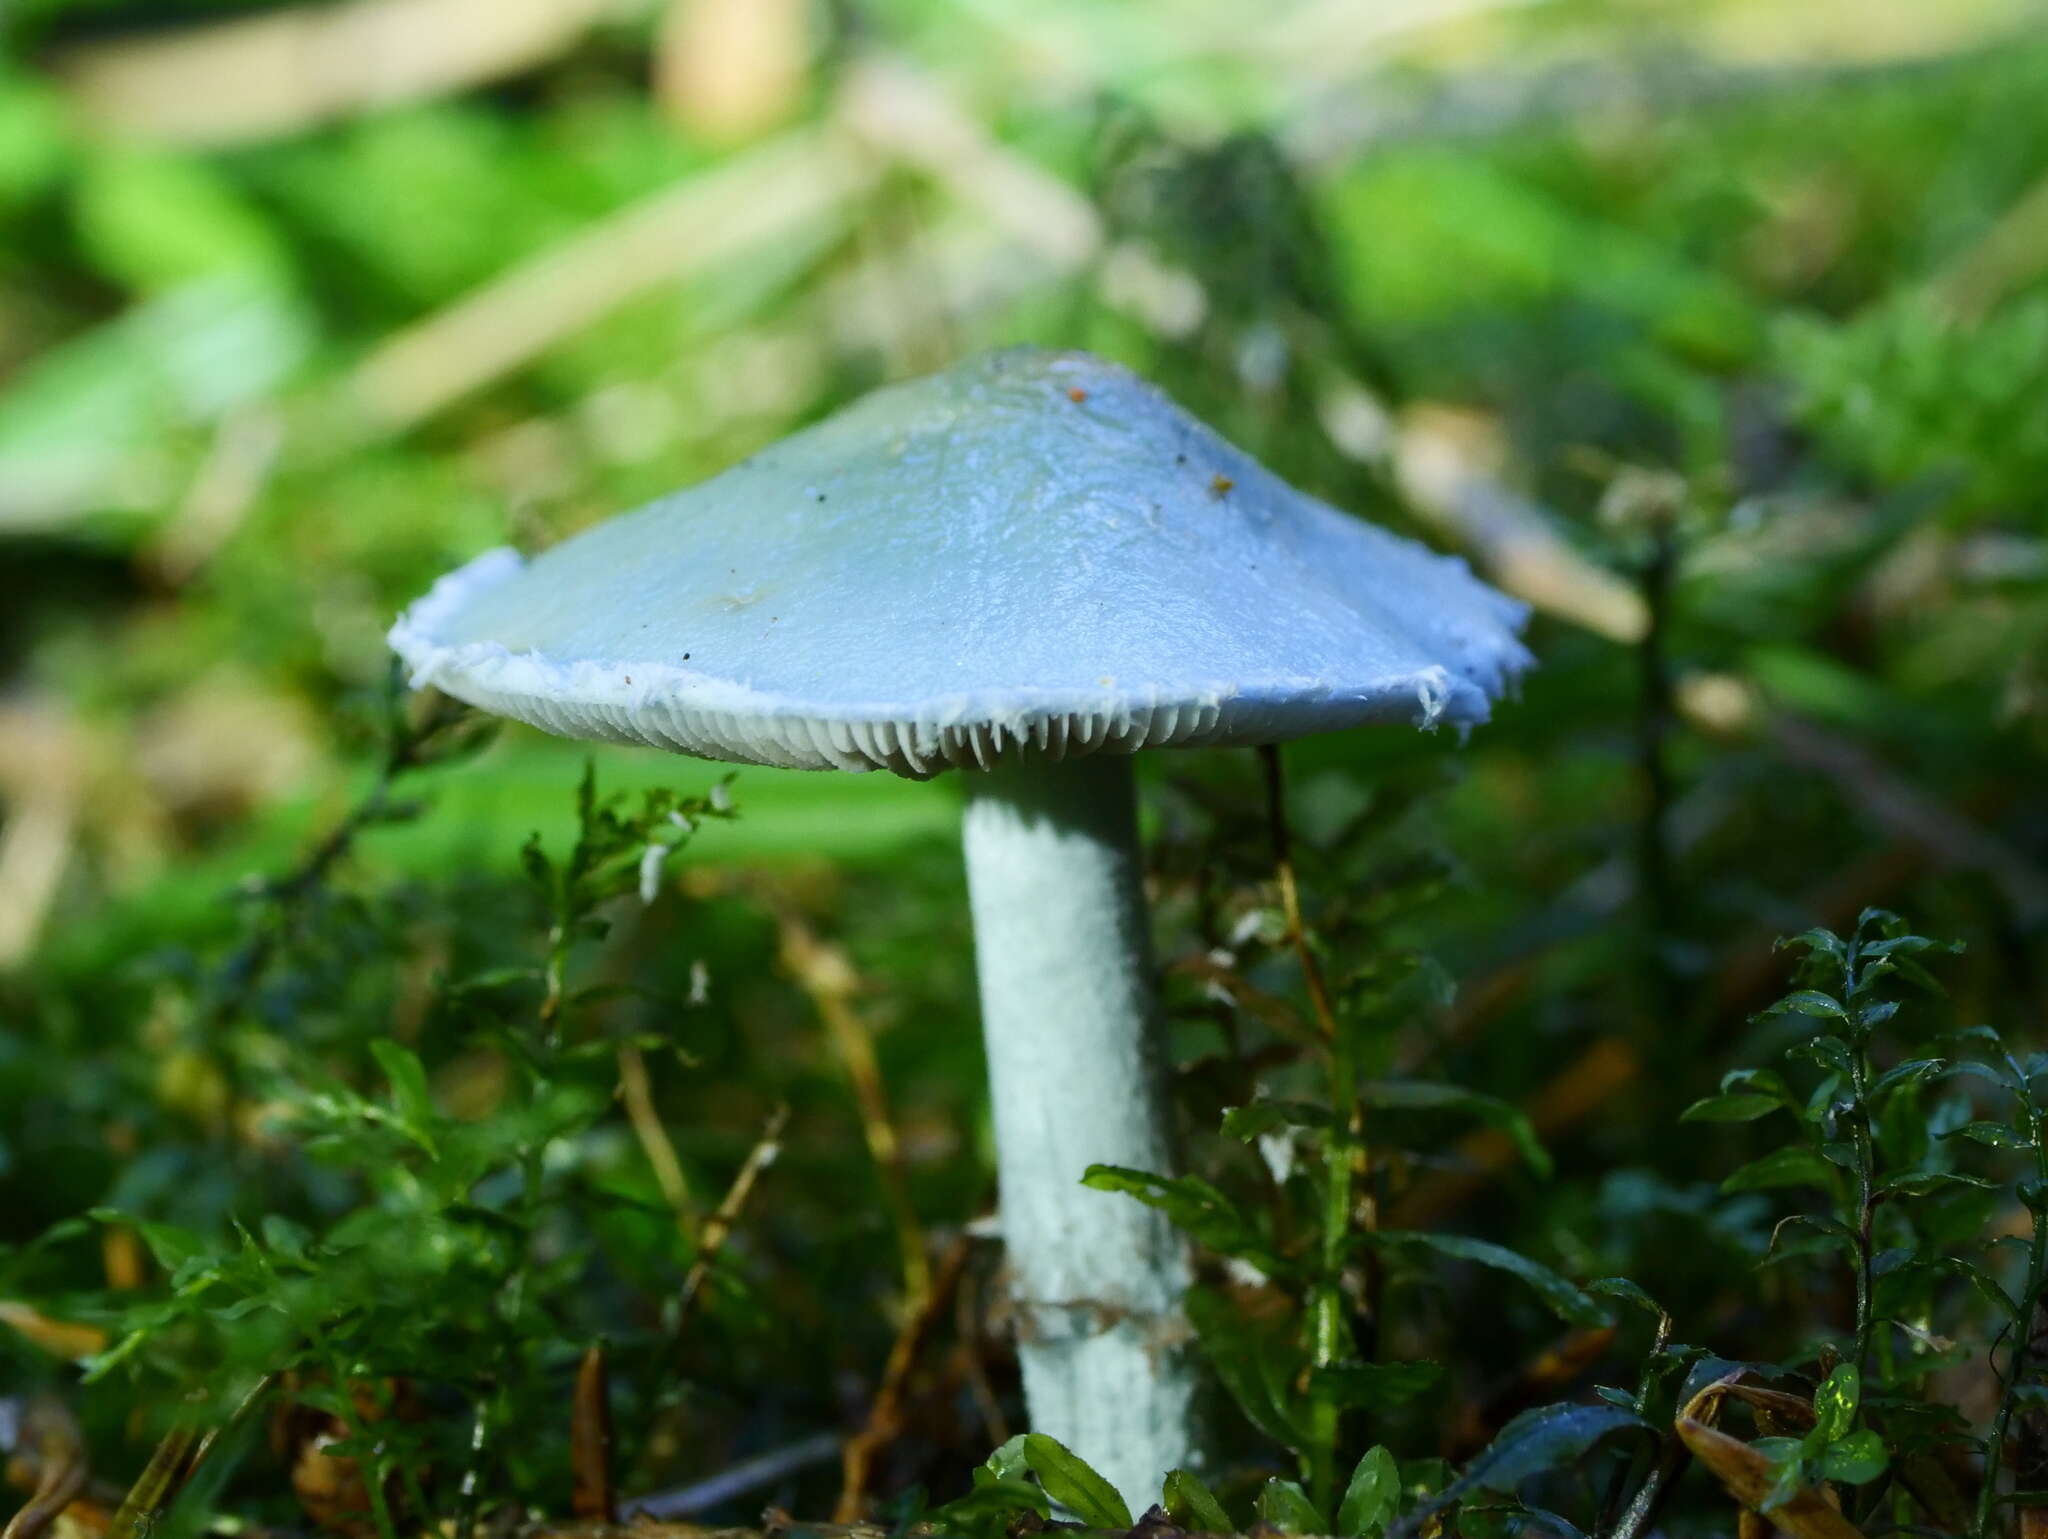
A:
[455,1408,489,1539]
[182,1372,279,1482]
[299,1326,401,1539]
[1259,745,1340,1042]
[103,1424,200,1539]
[462,1130,551,1533]
[465,833,572,1536]
[1848,1046,1879,1382]
[1975,1073,2048,1538]
[205,684,470,1030]
[675,1104,789,1333]
[1605,1439,1688,1539]
[1259,744,1366,1511]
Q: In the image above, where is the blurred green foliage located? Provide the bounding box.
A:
[3,0,2047,1533]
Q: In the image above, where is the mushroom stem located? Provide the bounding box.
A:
[961,752,1202,1507]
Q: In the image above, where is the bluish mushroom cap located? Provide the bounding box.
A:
[389,348,1532,777]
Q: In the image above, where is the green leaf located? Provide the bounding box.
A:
[1019,1433,1131,1529]
[1947,1120,2033,1150]
[1764,1212,1858,1262]
[1309,1359,1444,1412]
[446,965,543,996]
[1082,1165,1284,1273]
[1222,1101,1337,1141]
[518,835,552,889]
[0,76,68,207]
[1761,1444,1808,1513]
[1778,929,1848,967]
[1924,1255,2019,1314]
[73,148,290,293]
[1819,1139,1861,1171]
[1870,951,1951,998]
[1585,1277,1666,1320]
[1360,1080,1552,1177]
[1454,1404,1650,1497]
[983,1436,1029,1482]
[1185,1286,1311,1450]
[1764,990,1850,1023]
[1859,932,1955,960]
[1947,1060,2024,1094]
[1877,1170,1997,1199]
[1680,1093,1785,1124]
[1791,1036,1855,1076]
[369,1040,435,1129]
[1722,1067,1798,1102]
[259,1215,311,1264]
[1722,1146,1834,1194]
[931,1461,1049,1533]
[1946,1023,2007,1054]
[1163,1470,1233,1533]
[1514,1505,1592,1539]
[1812,1364,1860,1442]
[89,1209,209,1273]
[1337,1445,1401,1538]
[1256,1478,1326,1535]
[1870,1058,1945,1098]
[1819,1429,1889,1485]
[1368,1231,1607,1327]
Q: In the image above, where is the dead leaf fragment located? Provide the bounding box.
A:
[571,1344,617,1523]
[1677,1375,1864,1539]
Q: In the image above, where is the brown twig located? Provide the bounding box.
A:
[0,700,84,971]
[617,1042,697,1231]
[532,1523,902,1539]
[1169,953,1318,1047]
[144,408,283,586]
[349,130,867,431]
[570,1344,617,1523]
[0,1303,106,1362]
[837,56,1100,270]
[3,1401,89,1539]
[1929,169,2048,320]
[182,1373,279,1486]
[1676,1374,1866,1539]
[1257,746,1341,1046]
[102,1425,199,1539]
[954,1252,1011,1453]
[770,902,930,1312]
[677,1105,789,1332]
[50,0,611,145]
[656,0,810,142]
[833,1233,975,1521]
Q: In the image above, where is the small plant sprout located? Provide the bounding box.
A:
[1677,910,2048,1533]
[389,347,1531,1504]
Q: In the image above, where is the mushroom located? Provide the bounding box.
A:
[389,347,1532,1505]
